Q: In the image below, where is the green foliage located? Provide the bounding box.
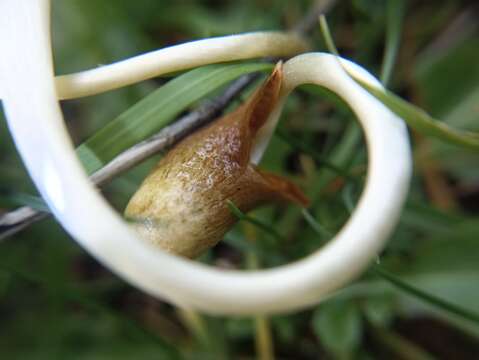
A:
[321,13,479,151]
[380,0,405,86]
[77,62,272,174]
[354,79,479,151]
[312,300,362,358]
[226,200,285,243]
[1,192,50,212]
[373,267,479,326]
[1,1,479,358]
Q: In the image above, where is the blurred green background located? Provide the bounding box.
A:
[1,0,479,358]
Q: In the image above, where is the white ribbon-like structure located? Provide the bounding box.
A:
[0,1,411,315]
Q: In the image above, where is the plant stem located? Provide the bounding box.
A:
[370,325,436,360]
[380,0,405,86]
[373,267,479,326]
[244,223,275,360]
[255,316,275,360]
[176,307,209,347]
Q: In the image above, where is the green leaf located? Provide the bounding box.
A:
[319,15,340,57]
[401,199,465,234]
[226,200,285,242]
[301,208,332,240]
[311,122,362,202]
[276,128,356,180]
[76,62,273,174]
[312,300,362,356]
[0,264,181,358]
[402,33,479,160]
[415,37,479,117]
[319,14,479,151]
[353,79,479,150]
[1,191,50,212]
[380,0,405,86]
[373,266,479,326]
[336,231,479,335]
[362,295,395,327]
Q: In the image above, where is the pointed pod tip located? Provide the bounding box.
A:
[268,61,283,91]
[248,62,284,134]
[272,60,283,75]
[256,168,310,208]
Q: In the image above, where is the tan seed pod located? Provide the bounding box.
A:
[125,63,309,258]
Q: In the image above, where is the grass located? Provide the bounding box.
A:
[1,1,479,358]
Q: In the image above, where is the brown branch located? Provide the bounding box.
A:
[292,0,337,35]
[0,0,337,241]
[0,74,258,241]
[90,73,259,187]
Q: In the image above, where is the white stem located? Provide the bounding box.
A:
[55,32,308,100]
[0,0,411,315]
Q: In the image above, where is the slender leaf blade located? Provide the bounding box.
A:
[380,0,405,86]
[373,266,479,326]
[226,200,285,242]
[77,62,273,174]
[319,14,479,151]
[354,79,479,151]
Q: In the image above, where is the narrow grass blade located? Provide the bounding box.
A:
[276,128,356,181]
[226,200,285,242]
[301,209,332,240]
[380,0,405,86]
[77,62,273,174]
[373,266,479,326]
[351,80,479,151]
[319,15,479,151]
[319,15,339,56]
[1,192,50,212]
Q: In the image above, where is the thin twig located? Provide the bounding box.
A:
[292,0,337,35]
[90,73,258,187]
[0,0,337,241]
[0,207,48,241]
[1,74,257,241]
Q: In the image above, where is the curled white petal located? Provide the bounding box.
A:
[251,56,384,164]
[1,0,411,315]
[55,32,308,100]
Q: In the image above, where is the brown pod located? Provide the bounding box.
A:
[125,63,309,258]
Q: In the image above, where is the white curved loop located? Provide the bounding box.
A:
[56,32,308,100]
[1,0,411,315]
